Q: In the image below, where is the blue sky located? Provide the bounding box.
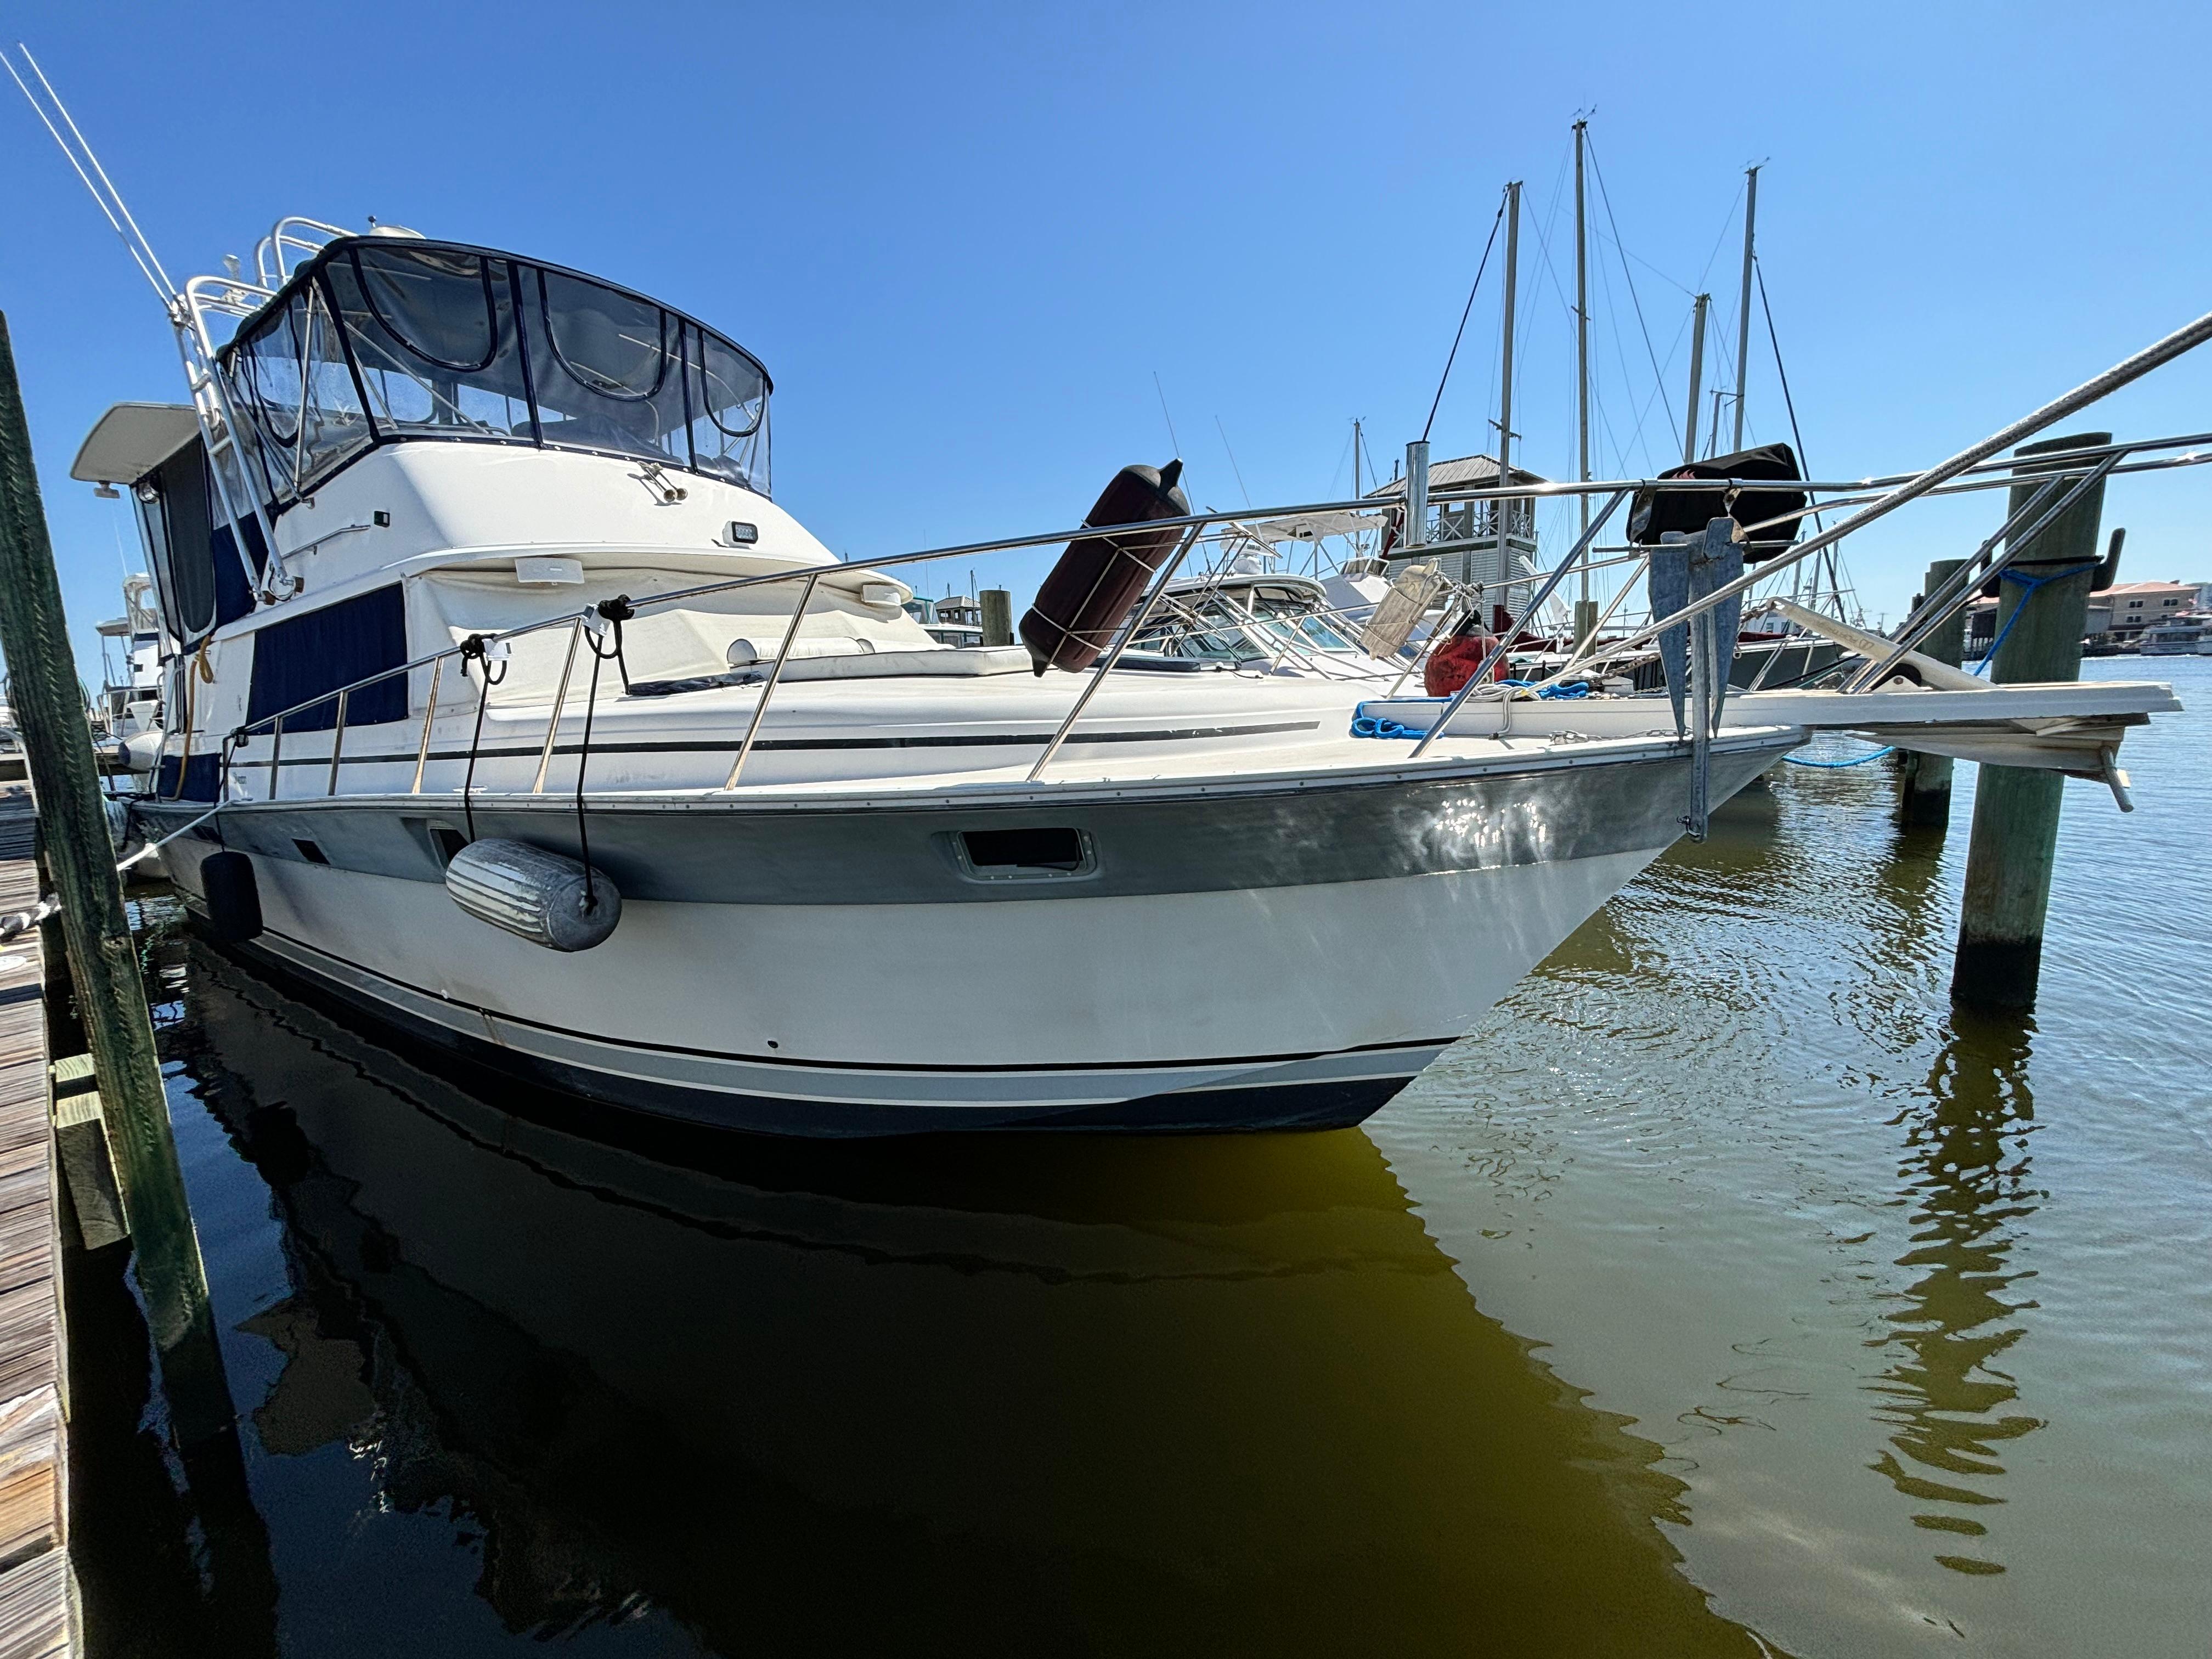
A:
[3,0,2208,680]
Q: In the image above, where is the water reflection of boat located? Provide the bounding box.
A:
[176,943,1776,1656]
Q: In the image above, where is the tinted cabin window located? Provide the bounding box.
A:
[139,442,218,642]
[246,584,409,733]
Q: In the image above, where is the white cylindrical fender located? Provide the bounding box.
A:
[119,730,163,774]
[444,838,621,952]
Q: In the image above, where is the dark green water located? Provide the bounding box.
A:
[78,658,2210,1657]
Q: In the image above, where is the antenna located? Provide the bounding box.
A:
[4,43,179,311]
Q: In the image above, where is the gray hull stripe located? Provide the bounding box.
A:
[150,738,1792,907]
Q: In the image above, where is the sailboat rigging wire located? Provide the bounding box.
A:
[1583,133,1681,456]
[1215,416,1252,509]
[1757,256,1820,520]
[1692,179,1747,298]
[1152,372,1182,458]
[1421,196,1506,442]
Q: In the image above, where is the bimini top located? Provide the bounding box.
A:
[213,234,773,514]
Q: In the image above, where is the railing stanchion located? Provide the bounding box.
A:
[1028,524,1204,782]
[723,570,821,790]
[268,713,283,803]
[412,656,443,794]
[534,620,583,794]
[325,690,348,796]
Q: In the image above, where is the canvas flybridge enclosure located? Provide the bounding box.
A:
[71,235,780,651]
[213,235,774,518]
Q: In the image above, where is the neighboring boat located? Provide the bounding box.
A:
[2139,617,2208,656]
[1127,571,1404,679]
[902,595,986,649]
[93,571,168,774]
[75,215,2179,1136]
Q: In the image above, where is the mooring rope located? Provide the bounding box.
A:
[458,633,506,842]
[571,596,634,914]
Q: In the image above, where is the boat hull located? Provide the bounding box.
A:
[145,736,1789,1134]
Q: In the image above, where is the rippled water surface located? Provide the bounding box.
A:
[82,659,2209,1657]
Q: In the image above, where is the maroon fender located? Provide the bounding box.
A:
[1019,459,1190,673]
[1424,630,1504,696]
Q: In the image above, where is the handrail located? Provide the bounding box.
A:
[1846,452,2122,690]
[1588,307,2212,664]
[1028,526,1205,780]
[193,308,2212,793]
[215,430,2212,753]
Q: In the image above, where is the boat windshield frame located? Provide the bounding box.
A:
[213,235,774,516]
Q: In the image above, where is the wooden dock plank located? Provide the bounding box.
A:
[0,790,72,1655]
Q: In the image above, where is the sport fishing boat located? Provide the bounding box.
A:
[73,213,2187,1136]
[1127,571,1406,679]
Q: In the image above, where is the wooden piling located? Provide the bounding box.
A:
[1897,558,1967,827]
[1571,598,1600,652]
[0,313,234,1441]
[1951,431,2109,1013]
[979,588,1014,648]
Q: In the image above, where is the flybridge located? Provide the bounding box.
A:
[210,228,774,511]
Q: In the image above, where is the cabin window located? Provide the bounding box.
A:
[245,584,409,733]
[135,442,244,642]
[232,282,373,501]
[687,331,770,487]
[325,246,537,446]
[529,270,691,470]
[955,827,1096,881]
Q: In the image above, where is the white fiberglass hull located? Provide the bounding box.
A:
[149,735,1789,1133]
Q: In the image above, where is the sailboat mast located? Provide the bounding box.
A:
[1731,164,1760,452]
[1573,121,1590,603]
[1497,179,1521,611]
[1683,292,1709,465]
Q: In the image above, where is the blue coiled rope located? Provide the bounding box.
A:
[1348,679,1593,739]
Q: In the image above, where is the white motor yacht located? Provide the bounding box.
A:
[80,217,2183,1136]
[93,571,169,771]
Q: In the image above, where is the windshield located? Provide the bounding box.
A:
[220,239,772,511]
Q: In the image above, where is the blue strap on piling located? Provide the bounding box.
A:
[1792,560,2102,768]
[1973,560,2101,677]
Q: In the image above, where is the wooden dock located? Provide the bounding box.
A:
[0,787,74,1657]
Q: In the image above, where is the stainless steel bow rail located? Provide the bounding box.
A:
[185,307,2212,806]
